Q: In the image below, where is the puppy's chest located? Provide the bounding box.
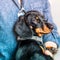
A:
[19,40,38,47]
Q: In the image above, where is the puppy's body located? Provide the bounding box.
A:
[14,10,54,60]
[16,40,53,60]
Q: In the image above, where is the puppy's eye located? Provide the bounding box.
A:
[35,16,40,23]
[36,16,39,20]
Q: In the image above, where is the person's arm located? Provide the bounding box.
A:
[43,0,59,48]
[0,43,11,60]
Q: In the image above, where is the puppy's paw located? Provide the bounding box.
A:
[44,50,53,58]
[44,41,58,55]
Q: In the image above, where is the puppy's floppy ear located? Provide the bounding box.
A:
[14,16,32,39]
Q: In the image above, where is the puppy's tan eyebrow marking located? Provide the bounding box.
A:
[36,16,39,19]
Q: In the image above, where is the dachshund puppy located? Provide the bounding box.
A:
[14,10,54,60]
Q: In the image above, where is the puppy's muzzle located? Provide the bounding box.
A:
[25,15,53,37]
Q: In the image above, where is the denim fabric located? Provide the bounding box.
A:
[0,0,60,60]
[0,0,19,60]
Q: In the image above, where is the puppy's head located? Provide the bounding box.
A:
[24,10,53,36]
[14,10,53,38]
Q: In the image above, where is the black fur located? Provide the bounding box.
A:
[16,40,53,60]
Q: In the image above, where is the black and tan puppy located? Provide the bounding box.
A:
[14,10,53,38]
[14,10,54,60]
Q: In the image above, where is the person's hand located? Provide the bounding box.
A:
[44,41,58,54]
[40,45,53,58]
[44,50,53,58]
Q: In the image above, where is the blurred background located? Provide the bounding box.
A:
[49,0,60,34]
[49,0,60,59]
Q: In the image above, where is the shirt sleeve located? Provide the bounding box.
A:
[43,0,60,47]
[0,43,11,60]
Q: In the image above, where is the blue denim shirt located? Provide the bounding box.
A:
[0,0,60,60]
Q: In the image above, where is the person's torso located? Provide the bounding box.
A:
[22,0,46,15]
